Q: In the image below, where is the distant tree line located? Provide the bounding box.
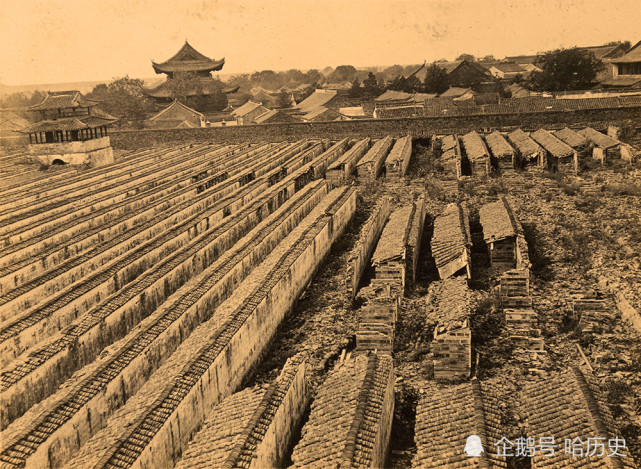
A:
[1,39,632,128]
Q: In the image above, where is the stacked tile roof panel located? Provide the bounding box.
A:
[578,127,622,149]
[173,387,265,469]
[484,131,515,159]
[461,131,490,161]
[531,129,575,158]
[507,129,542,159]
[413,380,507,468]
[372,205,414,265]
[554,127,589,149]
[427,277,471,329]
[523,368,636,468]
[479,197,522,244]
[290,353,394,468]
[431,203,472,270]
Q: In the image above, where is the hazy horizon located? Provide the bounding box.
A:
[1,0,639,87]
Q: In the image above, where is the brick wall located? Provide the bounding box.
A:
[107,106,641,149]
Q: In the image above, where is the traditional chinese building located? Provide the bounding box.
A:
[20,90,117,166]
[145,41,237,112]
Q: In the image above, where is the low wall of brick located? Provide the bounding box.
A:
[108,107,641,149]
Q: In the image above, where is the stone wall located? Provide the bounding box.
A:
[108,107,641,149]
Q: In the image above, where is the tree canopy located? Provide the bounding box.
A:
[529,48,603,91]
[423,64,449,94]
[87,76,155,128]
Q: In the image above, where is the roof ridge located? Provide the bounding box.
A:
[339,353,380,469]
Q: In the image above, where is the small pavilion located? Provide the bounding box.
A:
[21,91,117,166]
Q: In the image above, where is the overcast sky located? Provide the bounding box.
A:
[1,0,639,85]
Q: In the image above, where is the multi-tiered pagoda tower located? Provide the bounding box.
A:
[146,41,236,112]
[21,90,117,167]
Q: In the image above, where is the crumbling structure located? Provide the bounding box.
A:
[523,367,635,468]
[174,354,309,469]
[460,130,490,176]
[356,136,394,180]
[371,195,426,291]
[326,137,371,186]
[578,126,624,164]
[429,277,473,380]
[385,135,412,181]
[431,203,472,279]
[507,128,544,170]
[531,128,578,172]
[438,134,462,178]
[479,196,528,271]
[484,130,516,173]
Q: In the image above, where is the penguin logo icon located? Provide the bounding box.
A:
[464,435,484,457]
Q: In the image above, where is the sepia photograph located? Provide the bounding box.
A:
[0,0,640,467]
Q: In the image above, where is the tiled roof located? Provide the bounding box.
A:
[479,196,522,244]
[600,76,641,87]
[491,62,526,73]
[290,353,394,468]
[507,129,541,158]
[148,100,204,121]
[504,55,539,64]
[339,106,366,117]
[577,127,621,149]
[231,100,268,117]
[423,95,641,117]
[523,368,636,468]
[254,109,299,124]
[461,131,489,160]
[295,89,338,113]
[441,135,458,152]
[372,204,414,264]
[175,355,307,469]
[145,77,231,99]
[553,127,589,149]
[427,277,471,327]
[431,203,472,270]
[611,40,641,63]
[27,91,100,111]
[357,136,394,166]
[376,105,424,118]
[303,106,344,121]
[21,115,117,133]
[174,386,264,468]
[484,131,515,159]
[440,87,474,98]
[413,380,508,468]
[531,129,575,158]
[151,41,225,74]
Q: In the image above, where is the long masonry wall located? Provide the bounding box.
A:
[61,187,356,469]
[0,173,313,427]
[0,177,267,368]
[106,106,641,149]
[0,176,263,320]
[0,142,294,311]
[0,182,328,467]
